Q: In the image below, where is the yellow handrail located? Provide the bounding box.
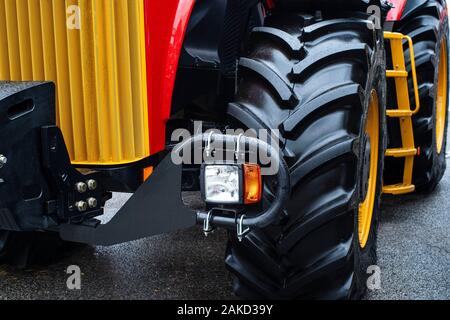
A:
[384,32,421,115]
[405,35,421,115]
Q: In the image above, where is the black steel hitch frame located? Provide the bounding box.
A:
[63,132,290,245]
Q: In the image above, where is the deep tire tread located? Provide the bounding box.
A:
[226,11,386,299]
[239,57,299,107]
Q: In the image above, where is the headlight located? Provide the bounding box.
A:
[202,163,262,205]
[204,165,241,204]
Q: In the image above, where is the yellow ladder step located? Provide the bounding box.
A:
[382,184,415,195]
[386,70,408,78]
[382,32,421,196]
[386,109,414,117]
[385,148,417,157]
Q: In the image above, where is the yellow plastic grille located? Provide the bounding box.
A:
[0,0,150,165]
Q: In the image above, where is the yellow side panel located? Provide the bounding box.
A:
[0,0,150,166]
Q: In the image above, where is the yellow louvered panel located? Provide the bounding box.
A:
[0,0,150,166]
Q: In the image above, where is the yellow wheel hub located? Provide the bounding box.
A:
[436,39,448,154]
[358,90,380,249]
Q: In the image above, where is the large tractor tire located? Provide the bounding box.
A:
[386,0,449,192]
[225,13,387,299]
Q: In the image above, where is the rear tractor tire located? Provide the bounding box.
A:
[385,0,449,192]
[225,12,387,299]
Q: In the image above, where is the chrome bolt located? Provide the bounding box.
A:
[0,154,7,168]
[75,201,88,212]
[87,179,97,190]
[75,182,87,193]
[87,197,98,209]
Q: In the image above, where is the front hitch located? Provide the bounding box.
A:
[62,132,290,245]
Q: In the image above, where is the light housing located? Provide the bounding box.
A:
[201,163,262,205]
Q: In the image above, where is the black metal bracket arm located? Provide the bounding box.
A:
[41,126,111,222]
[59,155,197,246]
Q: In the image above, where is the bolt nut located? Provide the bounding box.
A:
[0,154,7,168]
[75,201,88,212]
[75,182,88,193]
[87,197,98,209]
[87,179,97,190]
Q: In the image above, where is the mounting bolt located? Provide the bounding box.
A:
[75,201,88,212]
[87,197,98,209]
[87,179,97,191]
[0,154,7,168]
[75,182,87,193]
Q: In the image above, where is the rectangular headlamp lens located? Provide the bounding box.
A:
[204,165,240,203]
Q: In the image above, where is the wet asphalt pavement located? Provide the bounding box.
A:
[1,164,450,300]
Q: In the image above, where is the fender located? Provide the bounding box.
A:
[385,0,448,22]
[144,0,196,154]
[386,0,408,21]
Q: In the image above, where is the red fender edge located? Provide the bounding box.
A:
[386,0,408,21]
[144,0,196,155]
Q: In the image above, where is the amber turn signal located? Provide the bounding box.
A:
[243,164,262,204]
[143,166,154,181]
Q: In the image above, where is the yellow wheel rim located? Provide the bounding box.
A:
[358,90,380,249]
[436,38,448,154]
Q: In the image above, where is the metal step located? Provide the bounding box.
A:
[385,148,417,157]
[386,70,408,78]
[386,109,414,117]
[382,184,415,195]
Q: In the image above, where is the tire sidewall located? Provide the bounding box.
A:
[352,28,387,298]
[428,13,449,189]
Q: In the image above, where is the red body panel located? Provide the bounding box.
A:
[144,0,196,154]
[386,0,408,21]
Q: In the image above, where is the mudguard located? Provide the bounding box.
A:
[144,0,196,154]
[386,0,410,21]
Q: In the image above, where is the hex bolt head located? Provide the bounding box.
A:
[75,201,88,212]
[87,197,98,209]
[87,179,97,190]
[76,182,88,193]
[0,154,7,168]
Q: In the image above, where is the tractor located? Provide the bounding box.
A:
[0,0,448,299]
